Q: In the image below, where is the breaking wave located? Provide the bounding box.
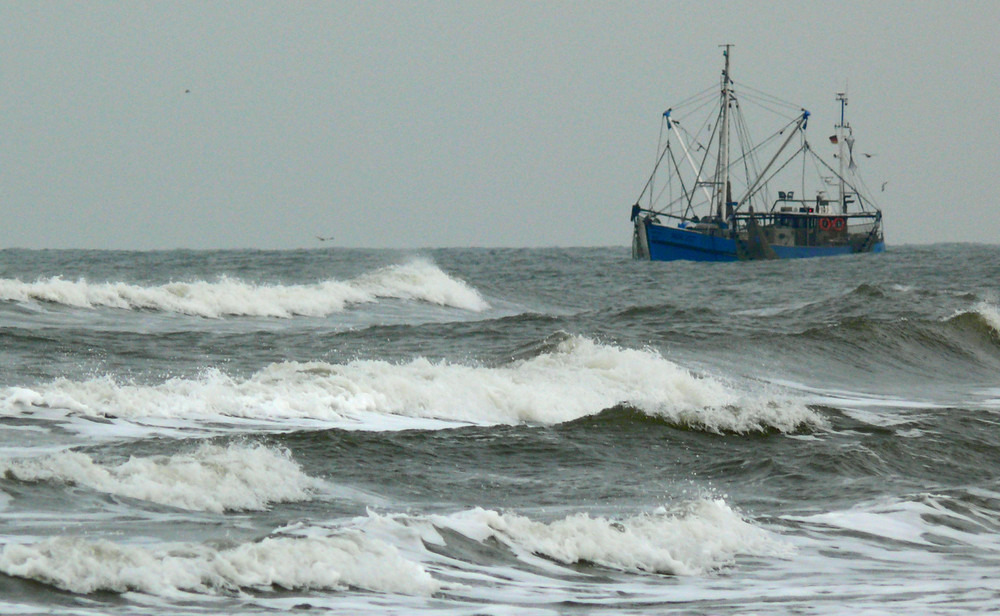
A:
[0,258,489,317]
[423,499,787,576]
[784,300,1000,377]
[0,442,319,513]
[949,301,1000,340]
[0,499,782,597]
[0,533,438,597]
[1,336,823,434]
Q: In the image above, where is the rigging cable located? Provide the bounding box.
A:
[730,79,803,112]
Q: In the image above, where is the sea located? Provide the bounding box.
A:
[0,244,998,615]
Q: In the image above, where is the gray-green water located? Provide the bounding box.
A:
[1,245,999,614]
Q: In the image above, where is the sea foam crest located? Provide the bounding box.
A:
[0,442,319,512]
[0,258,488,317]
[973,301,1000,335]
[427,499,786,576]
[2,336,822,433]
[946,300,1000,344]
[0,533,439,597]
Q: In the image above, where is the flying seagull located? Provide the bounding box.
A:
[881,181,888,192]
[316,235,334,242]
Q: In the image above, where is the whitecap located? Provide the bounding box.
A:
[412,499,789,576]
[973,300,1000,334]
[1,336,824,433]
[0,258,489,318]
[0,533,439,597]
[0,442,319,513]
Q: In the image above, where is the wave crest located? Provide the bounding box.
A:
[949,301,1000,341]
[2,336,823,433]
[426,499,787,576]
[0,442,319,512]
[0,258,488,318]
[0,533,438,596]
[0,500,787,598]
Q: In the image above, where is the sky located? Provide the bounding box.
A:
[1,1,997,250]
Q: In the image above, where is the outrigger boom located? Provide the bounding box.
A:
[630,47,884,262]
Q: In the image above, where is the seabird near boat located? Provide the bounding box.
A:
[629,46,885,262]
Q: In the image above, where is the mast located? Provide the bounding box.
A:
[836,91,849,213]
[716,44,733,220]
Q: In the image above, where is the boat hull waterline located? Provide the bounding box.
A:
[636,218,886,262]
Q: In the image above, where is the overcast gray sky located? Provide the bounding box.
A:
[1,1,996,250]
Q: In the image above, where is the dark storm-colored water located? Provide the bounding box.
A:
[1,244,998,614]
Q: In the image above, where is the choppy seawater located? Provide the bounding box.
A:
[1,245,999,615]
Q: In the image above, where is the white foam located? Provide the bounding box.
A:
[0,258,488,318]
[1,336,823,433]
[352,259,489,312]
[290,502,788,588]
[787,493,1000,551]
[646,393,823,434]
[0,502,787,602]
[0,533,439,597]
[973,300,1000,334]
[402,499,787,577]
[0,442,319,512]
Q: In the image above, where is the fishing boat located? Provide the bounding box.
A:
[630,46,885,262]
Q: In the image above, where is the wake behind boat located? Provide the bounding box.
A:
[630,46,885,262]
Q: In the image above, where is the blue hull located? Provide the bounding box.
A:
[642,221,885,262]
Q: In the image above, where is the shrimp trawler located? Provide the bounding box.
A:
[630,46,885,262]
